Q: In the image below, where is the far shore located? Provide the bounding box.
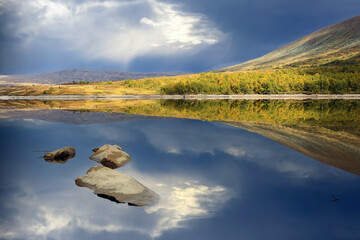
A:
[1,94,360,100]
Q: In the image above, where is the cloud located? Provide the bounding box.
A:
[0,0,224,65]
[1,0,359,74]
[0,168,231,239]
[146,181,229,238]
[31,206,73,236]
[225,147,246,157]
[0,118,49,129]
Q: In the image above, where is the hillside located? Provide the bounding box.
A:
[1,66,360,95]
[217,15,360,72]
[0,68,185,85]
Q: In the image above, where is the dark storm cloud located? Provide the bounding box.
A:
[0,0,359,74]
[133,0,360,71]
[0,0,224,73]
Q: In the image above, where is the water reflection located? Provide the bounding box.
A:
[1,99,359,135]
[1,162,230,239]
[0,100,359,240]
[222,121,360,175]
[0,118,233,239]
[2,99,358,175]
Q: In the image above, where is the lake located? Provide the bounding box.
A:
[0,99,359,240]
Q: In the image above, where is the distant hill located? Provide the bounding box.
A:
[0,68,186,85]
[217,15,360,72]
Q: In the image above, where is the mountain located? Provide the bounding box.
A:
[217,15,360,72]
[0,68,186,85]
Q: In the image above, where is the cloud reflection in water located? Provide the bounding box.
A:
[1,168,231,239]
[0,116,358,240]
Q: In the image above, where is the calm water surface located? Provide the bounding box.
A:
[0,100,359,240]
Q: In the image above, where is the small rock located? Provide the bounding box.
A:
[75,166,159,206]
[90,144,131,169]
[43,146,76,163]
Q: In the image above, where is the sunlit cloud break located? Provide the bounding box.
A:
[1,0,224,63]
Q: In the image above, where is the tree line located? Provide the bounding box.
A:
[159,66,360,94]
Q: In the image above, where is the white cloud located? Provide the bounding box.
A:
[225,147,247,157]
[140,17,157,26]
[30,0,72,23]
[30,207,73,236]
[0,118,49,129]
[1,0,224,63]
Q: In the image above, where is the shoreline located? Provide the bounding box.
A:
[1,94,360,100]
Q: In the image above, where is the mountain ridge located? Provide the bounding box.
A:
[217,15,360,72]
[0,68,187,85]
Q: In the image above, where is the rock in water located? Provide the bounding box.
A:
[90,144,131,169]
[75,166,159,206]
[43,146,76,163]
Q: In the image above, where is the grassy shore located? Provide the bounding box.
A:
[1,65,359,96]
[0,82,156,96]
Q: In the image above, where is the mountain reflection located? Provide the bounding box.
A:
[222,121,360,175]
[1,99,359,175]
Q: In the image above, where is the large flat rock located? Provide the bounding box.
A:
[75,166,159,206]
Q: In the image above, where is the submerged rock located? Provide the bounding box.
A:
[43,146,76,163]
[90,144,131,169]
[75,166,159,206]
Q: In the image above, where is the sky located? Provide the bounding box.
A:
[0,0,360,74]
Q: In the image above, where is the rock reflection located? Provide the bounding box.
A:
[75,166,159,207]
[90,144,131,169]
[43,146,76,163]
